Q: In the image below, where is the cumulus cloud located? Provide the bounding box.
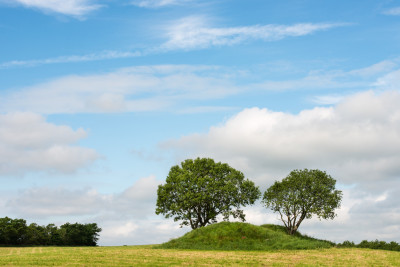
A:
[3,0,103,17]
[298,187,400,243]
[0,65,240,114]
[163,90,400,188]
[161,90,400,243]
[160,16,347,51]
[0,112,98,175]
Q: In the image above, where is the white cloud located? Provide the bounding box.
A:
[131,0,193,8]
[383,7,400,16]
[161,90,400,243]
[6,175,161,218]
[102,222,139,237]
[163,90,400,188]
[4,175,191,245]
[6,187,107,216]
[0,112,98,175]
[0,65,240,114]
[160,16,347,51]
[3,0,103,17]
[100,219,187,245]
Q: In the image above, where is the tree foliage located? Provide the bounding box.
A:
[0,217,101,246]
[262,169,342,235]
[156,158,261,229]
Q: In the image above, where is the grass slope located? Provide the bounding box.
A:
[158,222,334,250]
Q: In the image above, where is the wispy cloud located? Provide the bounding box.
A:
[252,58,400,92]
[309,94,345,105]
[132,0,194,8]
[0,50,141,69]
[383,6,400,16]
[2,59,399,115]
[160,16,348,51]
[3,0,103,17]
[0,65,240,114]
[0,16,347,69]
[131,0,194,8]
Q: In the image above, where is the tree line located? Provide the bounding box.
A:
[0,217,101,246]
[337,239,400,252]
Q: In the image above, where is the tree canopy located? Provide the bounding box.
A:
[262,169,342,235]
[156,157,261,229]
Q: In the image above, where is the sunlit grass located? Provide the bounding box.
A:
[0,246,399,266]
[0,223,398,266]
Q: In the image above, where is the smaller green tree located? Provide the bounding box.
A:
[156,157,261,229]
[262,169,342,235]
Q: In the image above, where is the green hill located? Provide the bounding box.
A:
[157,222,334,250]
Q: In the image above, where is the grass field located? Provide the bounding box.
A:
[0,246,399,266]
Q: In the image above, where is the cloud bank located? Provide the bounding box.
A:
[164,90,400,187]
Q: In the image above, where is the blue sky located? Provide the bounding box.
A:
[1,0,400,245]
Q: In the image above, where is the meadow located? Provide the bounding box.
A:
[1,223,399,266]
[0,245,400,266]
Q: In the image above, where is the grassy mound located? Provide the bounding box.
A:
[158,222,334,251]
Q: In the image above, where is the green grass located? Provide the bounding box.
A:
[0,246,399,266]
[157,222,334,250]
[0,223,398,266]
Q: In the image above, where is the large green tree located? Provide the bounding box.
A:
[156,157,261,229]
[262,169,342,235]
